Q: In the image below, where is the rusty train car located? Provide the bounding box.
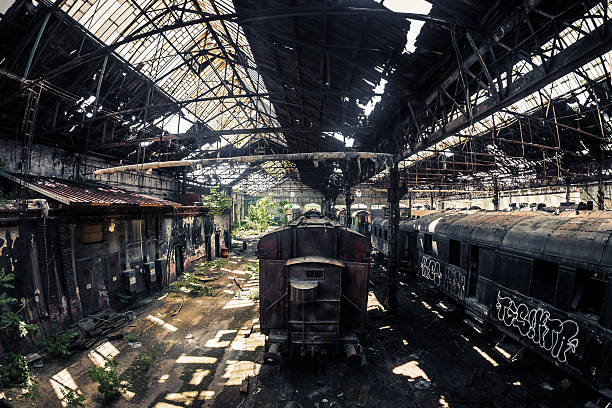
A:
[400,211,612,396]
[257,211,371,363]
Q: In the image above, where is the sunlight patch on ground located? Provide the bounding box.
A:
[223,298,255,309]
[473,346,499,367]
[205,329,237,348]
[175,354,218,364]
[158,374,170,383]
[49,369,81,407]
[198,390,215,400]
[367,290,385,311]
[392,360,430,381]
[495,345,512,359]
[189,369,211,385]
[153,402,183,408]
[147,315,178,332]
[164,390,199,405]
[222,360,257,386]
[88,341,120,367]
[432,310,445,319]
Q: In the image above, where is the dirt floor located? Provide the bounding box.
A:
[4,244,604,408]
[250,258,602,408]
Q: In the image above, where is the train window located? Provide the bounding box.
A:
[305,269,324,279]
[424,234,433,255]
[384,229,388,241]
[449,239,461,266]
[530,259,558,303]
[571,269,607,318]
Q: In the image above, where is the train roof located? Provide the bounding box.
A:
[404,211,612,267]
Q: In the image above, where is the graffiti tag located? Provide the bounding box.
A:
[443,264,466,300]
[420,255,467,300]
[496,292,579,363]
[420,255,441,286]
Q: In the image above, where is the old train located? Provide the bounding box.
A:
[374,210,612,396]
[257,210,371,364]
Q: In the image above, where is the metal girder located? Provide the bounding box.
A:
[403,16,612,160]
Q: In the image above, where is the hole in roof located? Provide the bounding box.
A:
[378,0,433,53]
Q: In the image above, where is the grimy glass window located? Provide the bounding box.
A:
[571,269,607,318]
[424,234,433,255]
[530,259,558,303]
[449,239,461,266]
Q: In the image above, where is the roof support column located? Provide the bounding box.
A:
[344,186,354,228]
[598,157,605,210]
[385,162,406,314]
[493,178,499,210]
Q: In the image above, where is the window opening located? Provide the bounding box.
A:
[571,269,606,318]
[424,234,433,255]
[530,259,558,303]
[449,239,461,266]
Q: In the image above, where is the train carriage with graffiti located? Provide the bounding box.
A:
[403,211,612,397]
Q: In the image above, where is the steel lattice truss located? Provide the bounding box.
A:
[366,0,612,198]
[0,0,611,198]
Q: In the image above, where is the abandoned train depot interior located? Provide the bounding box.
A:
[0,0,611,406]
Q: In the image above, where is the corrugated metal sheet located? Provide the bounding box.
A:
[1,172,180,207]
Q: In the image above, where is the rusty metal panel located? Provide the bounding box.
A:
[295,227,336,258]
[75,257,99,316]
[3,173,180,207]
[259,259,286,333]
[342,262,369,334]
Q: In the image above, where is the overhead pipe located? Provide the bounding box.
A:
[93,152,393,175]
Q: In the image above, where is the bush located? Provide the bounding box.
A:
[61,386,88,408]
[89,358,125,402]
[203,187,231,216]
[0,353,29,386]
[0,268,38,347]
[122,352,156,389]
[233,195,276,237]
[37,325,78,358]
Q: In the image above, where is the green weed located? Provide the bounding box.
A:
[37,325,78,358]
[89,358,125,402]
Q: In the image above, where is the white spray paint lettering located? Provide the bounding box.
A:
[420,255,441,286]
[495,292,579,363]
[443,264,466,300]
[420,255,466,300]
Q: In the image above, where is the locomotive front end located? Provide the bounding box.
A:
[257,212,370,363]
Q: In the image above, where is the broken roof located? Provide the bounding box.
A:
[1,172,180,207]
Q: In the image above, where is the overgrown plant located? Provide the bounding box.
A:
[37,324,78,358]
[121,352,156,389]
[233,195,276,236]
[193,259,228,275]
[61,386,88,408]
[244,262,259,280]
[89,357,125,402]
[0,268,38,342]
[163,272,216,297]
[0,268,37,386]
[0,353,29,386]
[277,199,290,224]
[203,186,232,216]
